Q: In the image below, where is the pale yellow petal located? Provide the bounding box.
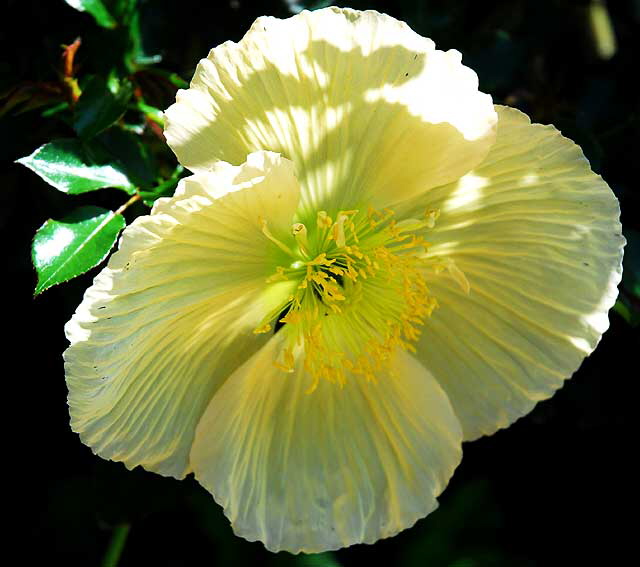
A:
[164,7,496,217]
[64,151,300,477]
[190,339,462,553]
[407,105,624,440]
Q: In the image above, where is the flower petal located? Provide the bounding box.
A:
[164,7,496,217]
[411,106,624,440]
[65,151,300,477]
[190,339,462,553]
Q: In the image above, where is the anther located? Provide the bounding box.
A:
[332,215,349,248]
[424,208,440,228]
[317,211,332,229]
[292,223,310,256]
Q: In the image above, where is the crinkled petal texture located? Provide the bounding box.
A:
[65,151,300,477]
[191,339,462,554]
[164,7,496,217]
[407,106,624,440]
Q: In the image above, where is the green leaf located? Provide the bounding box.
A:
[140,68,188,89]
[64,0,117,28]
[97,128,156,189]
[286,1,334,13]
[139,165,184,206]
[136,101,164,126]
[32,206,125,295]
[613,299,636,326]
[16,139,136,194]
[110,0,138,24]
[41,101,70,118]
[74,75,133,139]
[293,553,341,567]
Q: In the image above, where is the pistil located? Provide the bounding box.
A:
[255,205,460,391]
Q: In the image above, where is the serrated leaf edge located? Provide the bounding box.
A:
[33,211,125,295]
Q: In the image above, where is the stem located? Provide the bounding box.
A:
[101,523,130,567]
[62,38,81,78]
[147,117,165,141]
[141,67,189,89]
[61,38,82,103]
[137,101,164,126]
[115,193,142,215]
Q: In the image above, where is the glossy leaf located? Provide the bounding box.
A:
[97,128,156,189]
[32,206,125,295]
[64,0,117,28]
[74,76,133,139]
[17,139,135,194]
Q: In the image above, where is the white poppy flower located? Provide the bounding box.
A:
[65,7,624,554]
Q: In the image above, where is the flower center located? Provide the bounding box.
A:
[255,206,454,393]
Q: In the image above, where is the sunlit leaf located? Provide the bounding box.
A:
[17,139,136,194]
[64,0,117,28]
[32,206,125,295]
[74,75,133,139]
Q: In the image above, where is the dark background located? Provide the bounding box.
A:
[3,0,638,565]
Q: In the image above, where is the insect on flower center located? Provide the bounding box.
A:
[255,206,460,393]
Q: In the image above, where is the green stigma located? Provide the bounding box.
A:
[255,206,453,393]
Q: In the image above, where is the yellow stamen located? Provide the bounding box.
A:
[292,222,310,256]
[424,208,440,228]
[266,266,289,283]
[329,214,348,247]
[260,217,295,255]
[317,210,333,229]
[253,323,272,334]
[256,206,461,391]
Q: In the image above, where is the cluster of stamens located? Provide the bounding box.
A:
[255,206,450,393]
